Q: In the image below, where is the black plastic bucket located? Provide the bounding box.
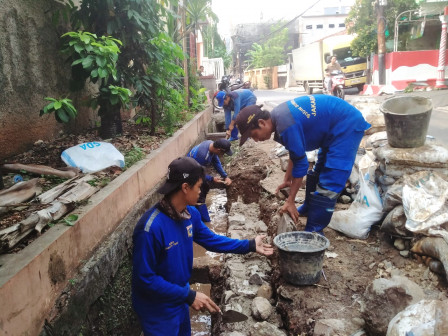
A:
[380,96,432,148]
[273,231,330,285]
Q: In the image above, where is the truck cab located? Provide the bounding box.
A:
[322,36,367,92]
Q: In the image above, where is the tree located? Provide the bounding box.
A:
[346,0,419,57]
[185,0,218,67]
[245,23,290,69]
[202,24,232,69]
[56,0,191,136]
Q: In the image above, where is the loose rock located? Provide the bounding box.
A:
[251,297,272,320]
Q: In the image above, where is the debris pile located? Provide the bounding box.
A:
[214,201,286,336]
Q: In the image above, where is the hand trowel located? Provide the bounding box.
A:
[220,309,248,323]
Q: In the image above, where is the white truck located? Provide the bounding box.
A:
[291,35,367,94]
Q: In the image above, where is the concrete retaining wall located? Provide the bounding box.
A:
[0,106,212,336]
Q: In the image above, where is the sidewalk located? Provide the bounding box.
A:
[376,89,448,109]
[282,85,448,108]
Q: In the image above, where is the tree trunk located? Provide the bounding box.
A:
[99,103,122,139]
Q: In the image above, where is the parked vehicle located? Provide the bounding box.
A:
[324,70,345,100]
[213,75,252,109]
[291,34,367,94]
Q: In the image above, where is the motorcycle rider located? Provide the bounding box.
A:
[324,56,342,93]
[216,89,257,141]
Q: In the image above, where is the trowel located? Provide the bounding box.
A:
[221,310,248,323]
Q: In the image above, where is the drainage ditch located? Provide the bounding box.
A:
[44,123,448,335]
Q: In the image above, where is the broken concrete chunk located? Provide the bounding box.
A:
[254,220,268,232]
[387,299,441,336]
[250,321,287,336]
[251,297,272,321]
[249,273,263,286]
[256,283,273,300]
[225,332,246,336]
[223,290,236,304]
[362,276,424,335]
[279,156,289,172]
[393,238,405,251]
[277,213,297,235]
[313,318,365,336]
[228,214,246,227]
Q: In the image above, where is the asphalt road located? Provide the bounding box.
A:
[254,88,448,145]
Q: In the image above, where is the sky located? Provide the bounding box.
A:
[212,0,314,38]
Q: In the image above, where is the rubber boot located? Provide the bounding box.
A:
[304,193,337,235]
[195,204,211,223]
[229,127,239,141]
[297,170,319,216]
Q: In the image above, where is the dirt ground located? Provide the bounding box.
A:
[0,121,169,252]
[225,138,447,336]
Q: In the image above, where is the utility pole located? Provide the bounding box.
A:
[377,0,387,85]
[436,6,448,88]
[180,1,189,105]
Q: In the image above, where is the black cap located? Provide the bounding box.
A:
[235,105,264,146]
[158,157,205,194]
[213,139,233,156]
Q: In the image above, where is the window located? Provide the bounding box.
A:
[316,24,323,29]
[329,24,335,28]
[339,23,345,27]
[306,25,313,29]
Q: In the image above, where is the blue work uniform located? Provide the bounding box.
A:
[132,205,255,336]
[225,89,257,140]
[271,95,370,193]
[187,140,228,222]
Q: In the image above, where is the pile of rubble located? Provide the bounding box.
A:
[214,201,286,336]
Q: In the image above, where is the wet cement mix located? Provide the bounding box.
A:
[224,138,447,336]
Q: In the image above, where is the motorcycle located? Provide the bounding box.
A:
[213,75,252,109]
[324,70,345,100]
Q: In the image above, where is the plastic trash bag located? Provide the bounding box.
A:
[61,142,125,173]
[402,171,448,233]
[387,299,443,336]
[329,154,383,239]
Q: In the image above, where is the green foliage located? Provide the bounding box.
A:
[55,0,216,137]
[63,214,79,226]
[87,177,111,187]
[346,0,419,57]
[40,97,77,123]
[189,87,207,112]
[124,146,145,168]
[263,75,272,89]
[61,30,132,136]
[246,23,290,69]
[133,32,186,135]
[98,85,132,108]
[62,31,122,86]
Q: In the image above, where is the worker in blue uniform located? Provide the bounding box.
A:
[235,95,371,235]
[187,139,233,224]
[215,89,257,141]
[132,157,273,336]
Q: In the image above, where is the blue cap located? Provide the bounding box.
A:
[216,91,226,107]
